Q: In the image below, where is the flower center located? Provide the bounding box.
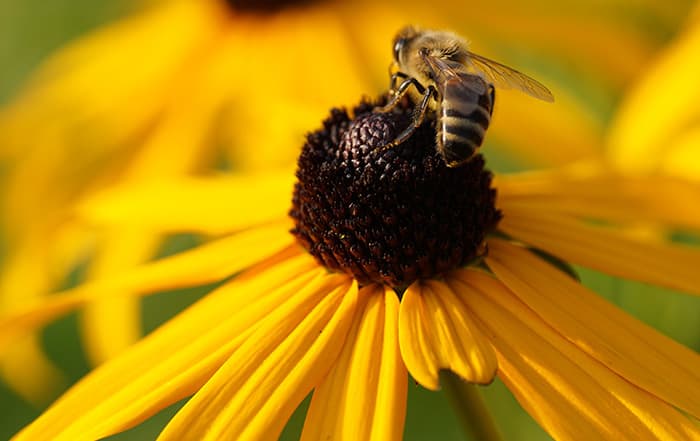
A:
[290,99,501,289]
[222,0,318,12]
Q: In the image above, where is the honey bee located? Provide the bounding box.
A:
[376,26,554,167]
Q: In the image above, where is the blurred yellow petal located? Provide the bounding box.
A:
[459,269,700,441]
[0,222,295,348]
[216,5,375,170]
[0,0,225,159]
[469,13,657,90]
[490,88,603,165]
[486,238,700,419]
[0,338,64,407]
[79,230,159,365]
[0,1,229,237]
[301,285,407,441]
[399,280,497,390]
[11,251,321,441]
[499,206,700,295]
[607,18,700,173]
[78,172,294,234]
[660,126,700,179]
[158,275,357,441]
[496,166,700,231]
[0,238,64,405]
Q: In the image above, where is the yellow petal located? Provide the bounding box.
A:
[12,251,321,441]
[0,0,225,160]
[453,3,665,89]
[158,275,357,441]
[0,223,295,352]
[0,1,230,237]
[0,239,64,404]
[486,238,700,419]
[0,336,65,406]
[78,173,294,234]
[398,280,497,390]
[496,167,700,231]
[301,285,407,441]
[660,127,700,180]
[80,230,158,365]
[607,19,700,173]
[489,87,603,165]
[217,5,374,171]
[457,269,700,441]
[499,207,700,296]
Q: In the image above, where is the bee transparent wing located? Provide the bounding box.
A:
[422,53,489,95]
[466,51,554,102]
[422,53,462,81]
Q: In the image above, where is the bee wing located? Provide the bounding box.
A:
[421,53,463,82]
[466,51,554,102]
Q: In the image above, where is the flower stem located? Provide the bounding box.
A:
[440,371,504,441]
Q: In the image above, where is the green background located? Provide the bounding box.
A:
[0,1,698,440]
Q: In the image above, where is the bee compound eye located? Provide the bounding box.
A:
[393,38,406,61]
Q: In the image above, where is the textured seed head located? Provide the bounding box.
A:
[290,99,500,288]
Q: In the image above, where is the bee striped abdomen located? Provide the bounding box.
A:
[437,75,493,167]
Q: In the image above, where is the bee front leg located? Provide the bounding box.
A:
[375,85,437,152]
[375,76,426,114]
[389,70,408,92]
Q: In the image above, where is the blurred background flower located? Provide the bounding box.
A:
[1,0,699,439]
[607,1,700,178]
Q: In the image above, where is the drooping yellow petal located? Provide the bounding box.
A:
[607,18,700,173]
[78,173,294,234]
[398,280,497,390]
[496,166,700,231]
[367,287,408,440]
[486,238,700,420]
[301,285,407,441]
[458,269,700,441]
[158,275,357,441]
[499,207,700,296]
[0,222,295,350]
[11,251,321,441]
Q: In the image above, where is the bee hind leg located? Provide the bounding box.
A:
[375,85,437,153]
[375,76,426,114]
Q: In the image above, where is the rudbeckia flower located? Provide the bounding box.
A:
[0,0,697,417]
[3,97,699,441]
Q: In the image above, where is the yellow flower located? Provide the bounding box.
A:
[4,98,700,441]
[0,2,586,408]
[607,2,700,178]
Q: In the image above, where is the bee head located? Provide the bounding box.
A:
[392,26,420,62]
[393,26,468,70]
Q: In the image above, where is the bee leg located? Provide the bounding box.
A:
[375,76,426,113]
[389,70,408,92]
[376,85,437,152]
